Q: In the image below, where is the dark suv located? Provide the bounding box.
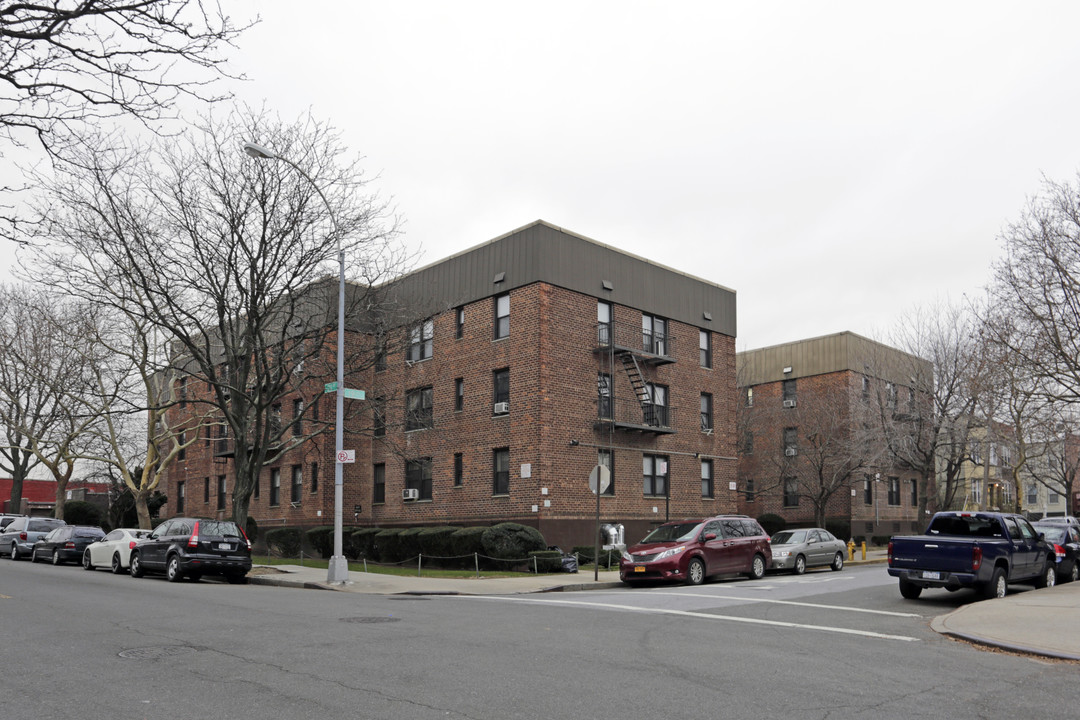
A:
[130,517,252,583]
[620,515,772,585]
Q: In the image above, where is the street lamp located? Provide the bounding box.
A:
[243,141,349,584]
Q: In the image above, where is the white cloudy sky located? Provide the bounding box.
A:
[7,1,1080,351]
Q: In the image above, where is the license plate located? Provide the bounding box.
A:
[634,565,645,573]
[922,571,940,580]
[217,543,233,551]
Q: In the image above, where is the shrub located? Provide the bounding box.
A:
[265,528,303,558]
[63,500,103,527]
[350,528,382,560]
[418,526,459,563]
[825,519,850,542]
[398,527,426,560]
[870,535,891,547]
[245,516,259,542]
[528,550,564,573]
[450,526,488,559]
[757,513,787,535]
[481,523,546,561]
[373,528,404,562]
[305,526,335,558]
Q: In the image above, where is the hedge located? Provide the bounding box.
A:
[824,520,850,542]
[245,516,259,542]
[573,545,621,569]
[63,500,103,528]
[481,523,546,560]
[418,526,459,561]
[528,550,564,573]
[757,514,787,535]
[306,526,335,558]
[398,527,427,560]
[450,526,488,559]
[265,528,303,558]
[350,528,382,560]
[373,528,404,562]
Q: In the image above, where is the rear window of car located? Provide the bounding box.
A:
[198,521,242,537]
[1036,527,1067,544]
[28,520,62,532]
[927,515,1004,538]
[74,528,104,538]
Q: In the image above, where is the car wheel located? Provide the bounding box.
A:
[899,578,923,599]
[129,552,144,578]
[1071,563,1079,584]
[52,549,62,566]
[83,550,94,570]
[982,567,1007,599]
[31,548,39,563]
[831,552,844,571]
[793,555,806,575]
[10,544,19,561]
[747,554,766,580]
[686,557,706,585]
[166,555,183,583]
[1034,560,1056,589]
[111,553,124,575]
[225,573,248,585]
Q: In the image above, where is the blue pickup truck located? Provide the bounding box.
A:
[887,512,1056,600]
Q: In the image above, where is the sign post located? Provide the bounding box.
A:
[589,464,611,582]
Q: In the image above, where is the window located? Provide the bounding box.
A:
[700,393,713,432]
[989,443,998,466]
[598,373,612,419]
[743,430,754,454]
[907,387,916,415]
[970,442,982,465]
[493,368,509,412]
[291,465,302,504]
[887,477,900,506]
[178,376,187,408]
[494,294,510,339]
[783,427,798,455]
[642,314,667,355]
[454,453,463,487]
[373,463,385,504]
[643,454,668,497]
[270,469,280,506]
[311,462,319,494]
[1026,483,1038,505]
[176,481,185,513]
[598,448,614,496]
[292,398,303,436]
[455,378,464,412]
[405,387,434,431]
[493,448,510,495]
[783,477,799,507]
[645,383,668,427]
[408,318,434,362]
[456,306,465,339]
[745,476,755,502]
[253,471,260,499]
[597,301,612,345]
[405,458,433,500]
[699,330,711,368]
[864,475,873,505]
[375,336,387,371]
[216,476,226,511]
[861,376,870,401]
[1000,445,1012,467]
[203,477,210,503]
[373,398,385,437]
[886,382,897,409]
[745,387,754,407]
[270,404,282,435]
[782,379,797,405]
[701,460,714,498]
[971,478,982,505]
[1050,489,1061,504]
[178,431,186,461]
[909,479,917,506]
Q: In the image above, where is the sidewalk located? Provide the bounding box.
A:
[249,549,1080,661]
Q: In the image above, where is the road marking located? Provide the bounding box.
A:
[619,591,922,617]
[0,594,10,599]
[459,596,919,641]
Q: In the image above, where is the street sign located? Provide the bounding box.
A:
[336,449,355,464]
[343,388,366,400]
[589,464,611,494]
[324,382,338,393]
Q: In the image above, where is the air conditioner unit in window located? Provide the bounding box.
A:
[785,448,798,457]
[783,399,797,408]
[493,401,509,415]
[402,488,419,501]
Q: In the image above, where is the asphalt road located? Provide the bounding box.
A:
[1,559,1075,719]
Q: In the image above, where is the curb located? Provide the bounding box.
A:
[930,615,1080,662]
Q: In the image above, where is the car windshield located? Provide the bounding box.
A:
[198,521,242,537]
[639,522,702,543]
[1036,527,1067,544]
[772,530,807,544]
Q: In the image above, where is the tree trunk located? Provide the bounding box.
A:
[135,489,153,530]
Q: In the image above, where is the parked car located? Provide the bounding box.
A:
[1033,522,1080,583]
[130,517,252,583]
[1038,516,1080,528]
[769,528,846,574]
[31,525,105,565]
[0,517,66,560]
[620,515,771,585]
[83,528,153,574]
[0,513,26,531]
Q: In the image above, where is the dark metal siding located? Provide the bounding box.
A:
[383,221,737,337]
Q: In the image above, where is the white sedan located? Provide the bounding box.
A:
[82,528,152,574]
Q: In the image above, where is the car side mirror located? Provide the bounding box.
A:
[703,533,717,541]
[148,534,157,540]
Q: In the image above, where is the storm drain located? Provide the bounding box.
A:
[338,616,401,624]
[118,645,201,660]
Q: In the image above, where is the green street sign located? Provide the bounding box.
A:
[324,382,338,393]
[343,388,366,400]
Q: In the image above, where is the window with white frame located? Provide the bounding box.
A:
[408,318,434,362]
[699,330,711,368]
[643,454,668,497]
[494,294,510,339]
[701,460,713,498]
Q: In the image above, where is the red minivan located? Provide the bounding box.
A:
[619,515,771,585]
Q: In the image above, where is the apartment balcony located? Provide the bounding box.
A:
[594,322,675,365]
[596,397,676,435]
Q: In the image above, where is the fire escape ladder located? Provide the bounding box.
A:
[619,351,651,412]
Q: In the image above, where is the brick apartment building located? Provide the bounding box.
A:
[163,221,738,549]
[736,332,932,540]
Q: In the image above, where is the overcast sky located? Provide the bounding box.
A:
[7,2,1080,351]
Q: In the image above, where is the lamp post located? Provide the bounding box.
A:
[243,141,349,584]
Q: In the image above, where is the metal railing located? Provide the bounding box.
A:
[596,322,675,360]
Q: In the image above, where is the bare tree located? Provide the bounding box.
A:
[21,107,407,528]
[0,284,46,508]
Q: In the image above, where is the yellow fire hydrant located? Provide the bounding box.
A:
[847,539,855,561]
[861,541,867,560]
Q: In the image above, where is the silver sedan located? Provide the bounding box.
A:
[770,528,846,574]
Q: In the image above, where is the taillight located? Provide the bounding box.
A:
[240,527,252,551]
[1054,544,1066,560]
[64,541,75,549]
[887,541,893,565]
[129,541,137,550]
[19,531,26,541]
[187,521,200,548]
[972,545,983,571]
